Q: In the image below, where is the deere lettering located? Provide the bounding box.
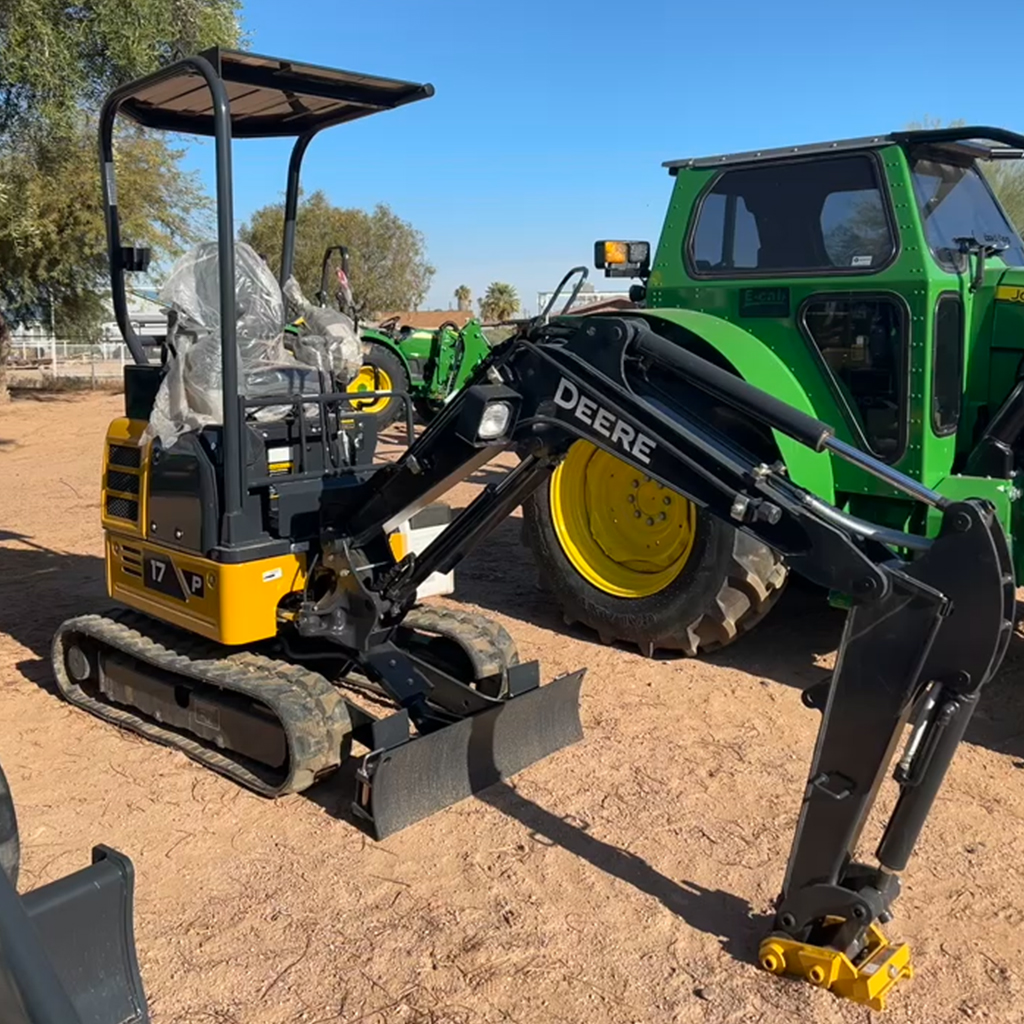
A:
[553,377,656,464]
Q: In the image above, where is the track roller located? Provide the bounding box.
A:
[52,611,352,796]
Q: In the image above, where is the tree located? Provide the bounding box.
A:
[479,282,519,322]
[454,284,472,311]
[0,0,242,143]
[239,191,434,317]
[0,128,213,337]
[0,0,240,401]
[984,162,1024,232]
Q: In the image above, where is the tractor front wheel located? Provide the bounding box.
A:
[413,397,445,425]
[347,343,409,428]
[522,441,787,656]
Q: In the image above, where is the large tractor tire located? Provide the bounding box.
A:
[0,762,19,887]
[522,441,787,656]
[347,342,409,428]
[413,397,445,425]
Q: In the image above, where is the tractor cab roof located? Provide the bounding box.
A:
[664,126,1024,174]
[114,46,433,138]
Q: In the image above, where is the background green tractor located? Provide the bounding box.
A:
[524,126,1024,654]
[316,245,492,425]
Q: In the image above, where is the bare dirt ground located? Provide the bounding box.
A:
[2,391,1024,1024]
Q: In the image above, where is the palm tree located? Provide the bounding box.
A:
[454,284,472,312]
[479,282,519,322]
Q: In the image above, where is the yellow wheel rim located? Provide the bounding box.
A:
[549,440,697,598]
[347,364,394,416]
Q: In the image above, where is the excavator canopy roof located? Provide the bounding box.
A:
[664,126,1024,174]
[114,47,434,138]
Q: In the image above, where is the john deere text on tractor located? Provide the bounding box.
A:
[51,50,1016,1010]
[524,128,1024,654]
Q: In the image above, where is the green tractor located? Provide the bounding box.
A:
[524,126,1024,654]
[314,244,492,425]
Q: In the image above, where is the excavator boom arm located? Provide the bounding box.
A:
[317,313,1014,1008]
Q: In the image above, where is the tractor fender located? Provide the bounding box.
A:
[360,330,417,377]
[629,309,836,503]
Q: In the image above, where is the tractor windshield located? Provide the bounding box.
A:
[908,151,1024,268]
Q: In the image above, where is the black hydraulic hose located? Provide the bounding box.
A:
[980,379,1024,448]
[630,329,835,452]
[631,324,949,509]
[801,493,932,553]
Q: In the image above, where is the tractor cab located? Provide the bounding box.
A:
[591,125,1024,556]
[522,126,1024,659]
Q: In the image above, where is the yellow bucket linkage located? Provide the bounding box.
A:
[759,923,913,1011]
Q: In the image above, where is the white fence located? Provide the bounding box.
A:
[9,337,130,386]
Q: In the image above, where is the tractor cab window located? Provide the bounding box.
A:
[909,151,1024,269]
[803,296,906,460]
[688,155,896,276]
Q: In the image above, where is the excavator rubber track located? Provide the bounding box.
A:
[400,604,519,688]
[52,610,352,797]
[51,605,527,804]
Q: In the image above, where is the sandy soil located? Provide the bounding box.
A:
[2,391,1024,1024]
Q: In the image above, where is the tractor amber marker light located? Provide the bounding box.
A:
[553,377,657,464]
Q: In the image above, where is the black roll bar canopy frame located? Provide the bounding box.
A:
[99,47,433,537]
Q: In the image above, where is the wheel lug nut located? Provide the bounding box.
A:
[634,510,642,518]
[663,496,671,505]
[632,479,640,488]
[627,494,635,503]
[659,512,667,521]
[646,517,654,526]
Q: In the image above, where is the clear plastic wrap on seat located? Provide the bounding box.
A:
[146,241,336,447]
[282,276,362,383]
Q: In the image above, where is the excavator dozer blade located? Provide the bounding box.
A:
[358,670,584,839]
[2,845,149,1024]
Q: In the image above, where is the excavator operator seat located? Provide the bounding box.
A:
[146,240,363,450]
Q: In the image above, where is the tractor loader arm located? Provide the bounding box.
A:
[319,313,1014,1009]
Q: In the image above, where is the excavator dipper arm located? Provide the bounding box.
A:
[317,313,1014,1007]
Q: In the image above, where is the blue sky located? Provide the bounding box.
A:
[189,0,1024,313]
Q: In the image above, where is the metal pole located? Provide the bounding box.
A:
[280,132,315,287]
[207,71,243,533]
[824,436,948,509]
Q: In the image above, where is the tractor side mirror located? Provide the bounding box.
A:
[594,240,650,279]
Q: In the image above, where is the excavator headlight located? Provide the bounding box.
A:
[478,401,513,440]
[454,385,522,445]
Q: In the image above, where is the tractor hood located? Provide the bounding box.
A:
[995,266,1024,304]
[988,268,1024,409]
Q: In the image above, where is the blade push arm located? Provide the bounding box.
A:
[321,314,1014,1007]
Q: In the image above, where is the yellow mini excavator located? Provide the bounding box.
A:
[54,48,1014,1011]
